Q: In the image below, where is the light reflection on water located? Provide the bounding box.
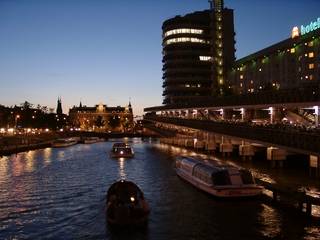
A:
[0,139,319,239]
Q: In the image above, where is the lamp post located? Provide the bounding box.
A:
[15,115,20,129]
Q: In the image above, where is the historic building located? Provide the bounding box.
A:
[68,102,134,132]
[228,17,320,95]
[162,0,235,105]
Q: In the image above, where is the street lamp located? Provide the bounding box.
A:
[15,115,20,129]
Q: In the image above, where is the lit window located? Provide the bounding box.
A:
[199,56,212,61]
[250,80,253,84]
[309,74,314,80]
[240,83,243,87]
[309,63,314,69]
[290,48,295,53]
[240,75,243,80]
[259,68,262,72]
[185,84,190,87]
[308,52,314,58]
[308,41,314,47]
[197,84,201,87]
[165,37,209,45]
[164,28,203,37]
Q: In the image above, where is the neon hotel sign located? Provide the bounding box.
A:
[300,17,320,35]
[291,17,320,38]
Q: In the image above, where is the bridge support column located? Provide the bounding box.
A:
[239,142,254,161]
[219,136,233,157]
[314,106,319,127]
[309,155,320,178]
[267,147,287,168]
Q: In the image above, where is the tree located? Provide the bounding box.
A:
[95,116,105,128]
[108,115,120,129]
[20,101,33,110]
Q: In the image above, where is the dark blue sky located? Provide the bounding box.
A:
[0,0,319,115]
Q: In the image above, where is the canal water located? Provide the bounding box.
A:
[0,138,319,240]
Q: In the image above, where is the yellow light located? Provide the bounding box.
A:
[130,197,135,202]
[291,26,299,38]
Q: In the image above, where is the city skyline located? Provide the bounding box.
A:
[0,0,319,116]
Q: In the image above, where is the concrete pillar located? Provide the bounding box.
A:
[267,147,287,168]
[219,136,233,157]
[239,144,254,160]
[309,155,320,178]
[314,106,319,127]
[194,140,205,151]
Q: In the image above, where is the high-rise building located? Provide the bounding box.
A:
[161,0,235,105]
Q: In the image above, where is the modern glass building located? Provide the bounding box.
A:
[162,0,235,105]
[228,19,320,95]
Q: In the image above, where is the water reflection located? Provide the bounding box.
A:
[25,151,35,172]
[0,140,319,240]
[258,204,282,238]
[118,158,126,179]
[43,148,52,166]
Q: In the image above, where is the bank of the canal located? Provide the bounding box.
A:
[0,138,319,240]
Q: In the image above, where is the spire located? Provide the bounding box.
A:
[128,97,132,108]
[79,100,82,108]
[56,97,63,115]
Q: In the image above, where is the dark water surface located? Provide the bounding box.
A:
[0,138,319,240]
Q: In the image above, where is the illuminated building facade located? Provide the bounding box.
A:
[68,102,133,132]
[162,0,235,104]
[228,19,320,94]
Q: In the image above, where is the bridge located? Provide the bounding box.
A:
[144,87,320,173]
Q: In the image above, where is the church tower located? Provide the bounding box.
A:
[56,97,63,115]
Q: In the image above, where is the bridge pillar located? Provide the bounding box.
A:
[314,106,319,127]
[239,143,254,160]
[267,147,287,168]
[309,155,320,178]
[219,136,233,157]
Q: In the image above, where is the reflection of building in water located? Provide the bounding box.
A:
[118,158,126,179]
[69,101,133,132]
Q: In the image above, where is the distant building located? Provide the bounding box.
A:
[228,18,320,94]
[68,102,133,132]
[162,0,235,104]
[56,97,63,115]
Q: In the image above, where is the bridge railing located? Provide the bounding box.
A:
[144,86,320,112]
[144,116,320,155]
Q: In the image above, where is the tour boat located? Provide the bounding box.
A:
[110,142,134,158]
[82,137,102,144]
[106,180,150,226]
[52,138,78,148]
[175,156,263,198]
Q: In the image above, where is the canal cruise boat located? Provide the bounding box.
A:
[175,156,263,198]
[52,138,78,148]
[110,142,134,158]
[106,180,150,226]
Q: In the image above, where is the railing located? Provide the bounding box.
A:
[144,115,320,155]
[144,87,320,112]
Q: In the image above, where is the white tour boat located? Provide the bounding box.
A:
[175,156,263,198]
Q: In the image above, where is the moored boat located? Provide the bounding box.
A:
[176,156,263,198]
[82,137,102,144]
[106,180,150,226]
[52,138,78,148]
[110,142,134,158]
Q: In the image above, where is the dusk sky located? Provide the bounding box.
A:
[0,0,319,116]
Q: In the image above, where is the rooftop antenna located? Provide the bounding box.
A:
[208,0,213,9]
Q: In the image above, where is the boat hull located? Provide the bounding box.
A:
[177,168,263,198]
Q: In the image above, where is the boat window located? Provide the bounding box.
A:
[239,170,255,184]
[212,170,231,186]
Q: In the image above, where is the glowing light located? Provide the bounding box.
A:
[130,197,135,202]
[291,26,299,38]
